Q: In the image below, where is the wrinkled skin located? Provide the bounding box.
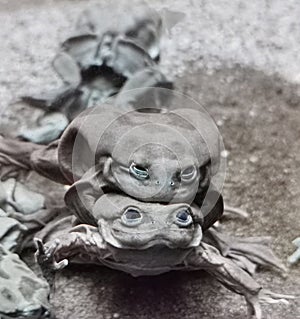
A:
[0,178,45,215]
[0,181,66,318]
[0,179,66,253]
[0,216,27,252]
[19,4,172,145]
[74,3,162,61]
[0,245,50,318]
[0,105,224,228]
[36,193,291,319]
[35,193,214,276]
[18,112,69,145]
[93,193,204,250]
[61,105,221,198]
[59,105,223,231]
[19,5,167,118]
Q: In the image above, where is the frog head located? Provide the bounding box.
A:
[92,193,203,250]
[101,122,206,203]
[60,104,223,208]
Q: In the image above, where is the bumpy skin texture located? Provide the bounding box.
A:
[36,193,290,319]
[59,105,223,223]
[37,193,205,276]
[0,216,26,252]
[0,245,50,318]
[1,178,45,215]
[0,105,224,229]
[74,3,162,61]
[19,4,169,145]
[0,181,61,318]
[0,179,63,250]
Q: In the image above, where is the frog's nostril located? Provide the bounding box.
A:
[169,180,175,187]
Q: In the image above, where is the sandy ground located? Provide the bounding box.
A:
[0,0,300,318]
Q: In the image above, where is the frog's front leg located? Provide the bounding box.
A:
[35,224,107,286]
[186,242,292,319]
[35,238,69,288]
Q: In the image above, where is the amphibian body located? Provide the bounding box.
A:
[36,193,290,319]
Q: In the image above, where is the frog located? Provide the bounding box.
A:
[0,181,64,318]
[19,3,174,145]
[0,178,67,255]
[35,193,292,319]
[71,2,163,62]
[62,105,221,188]
[60,105,224,231]
[0,245,51,319]
[0,105,224,228]
[0,216,27,252]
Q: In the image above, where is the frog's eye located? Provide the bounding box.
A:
[129,163,149,180]
[181,166,197,181]
[122,207,143,226]
[175,208,193,227]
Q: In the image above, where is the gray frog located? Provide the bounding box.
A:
[0,105,224,230]
[0,245,50,319]
[36,193,292,319]
[18,3,172,145]
[0,181,57,318]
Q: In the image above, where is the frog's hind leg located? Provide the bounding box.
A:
[0,136,70,184]
[188,243,294,319]
[198,243,262,319]
[204,227,287,275]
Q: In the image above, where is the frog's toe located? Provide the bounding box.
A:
[45,239,61,257]
[245,295,262,319]
[246,288,294,319]
[34,238,64,270]
[34,237,45,256]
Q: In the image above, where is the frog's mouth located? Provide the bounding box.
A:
[99,222,202,250]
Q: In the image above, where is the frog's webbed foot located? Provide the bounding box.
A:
[204,227,287,275]
[242,290,294,319]
[18,112,69,145]
[34,238,68,288]
[247,289,295,319]
[188,243,293,319]
[35,224,107,283]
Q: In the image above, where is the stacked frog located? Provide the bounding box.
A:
[17,4,173,145]
[0,180,52,318]
[0,4,295,319]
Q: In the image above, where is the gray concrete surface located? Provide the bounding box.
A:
[0,1,300,318]
[1,0,300,110]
